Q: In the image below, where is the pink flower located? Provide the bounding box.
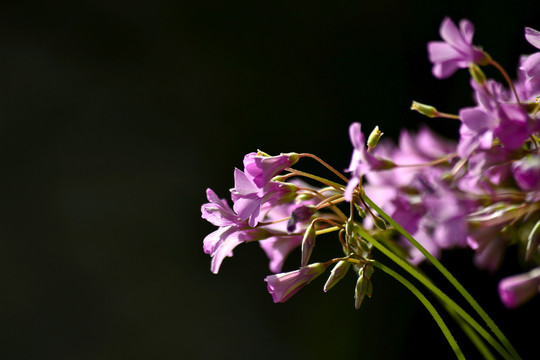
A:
[231,169,297,227]
[499,268,540,308]
[265,263,329,303]
[243,152,299,188]
[427,17,487,79]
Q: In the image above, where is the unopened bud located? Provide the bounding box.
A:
[355,274,371,310]
[373,216,387,231]
[469,63,486,85]
[367,126,383,149]
[324,260,351,292]
[283,152,300,166]
[354,203,367,218]
[300,222,317,267]
[411,101,438,118]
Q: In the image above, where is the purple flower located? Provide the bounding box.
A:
[427,17,487,79]
[265,262,329,303]
[513,155,540,191]
[467,221,508,272]
[458,107,496,158]
[518,54,540,99]
[458,103,532,157]
[345,122,390,201]
[243,152,299,188]
[457,147,513,194]
[201,188,271,273]
[201,188,242,227]
[494,104,532,151]
[499,268,540,308]
[231,169,297,227]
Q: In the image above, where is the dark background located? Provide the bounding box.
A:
[1,1,539,359]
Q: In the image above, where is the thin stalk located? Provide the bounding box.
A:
[353,225,512,360]
[489,58,520,104]
[362,193,520,360]
[298,153,350,183]
[285,168,345,192]
[373,261,464,360]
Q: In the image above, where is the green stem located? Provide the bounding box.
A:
[453,311,496,360]
[352,224,513,360]
[373,261,465,360]
[362,193,520,359]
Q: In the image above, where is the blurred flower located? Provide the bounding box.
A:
[427,17,487,79]
[499,268,540,308]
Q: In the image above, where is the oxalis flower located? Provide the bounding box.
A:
[243,152,299,188]
[202,189,272,274]
[231,168,297,227]
[499,268,540,308]
[427,17,488,79]
[265,263,330,303]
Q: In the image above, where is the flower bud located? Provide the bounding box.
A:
[324,260,351,292]
[411,101,438,118]
[354,272,373,310]
[354,203,367,218]
[498,268,540,308]
[265,262,329,303]
[373,216,387,231]
[300,222,317,267]
[367,126,383,149]
[469,63,486,85]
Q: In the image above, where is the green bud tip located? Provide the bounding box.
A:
[469,63,486,85]
[411,101,438,118]
[367,126,383,149]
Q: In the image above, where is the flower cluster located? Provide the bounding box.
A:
[201,17,540,359]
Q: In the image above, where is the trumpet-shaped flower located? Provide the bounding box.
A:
[265,263,330,303]
[243,152,299,188]
[499,268,540,308]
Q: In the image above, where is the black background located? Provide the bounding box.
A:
[1,1,539,359]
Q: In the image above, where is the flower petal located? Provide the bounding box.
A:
[525,27,540,49]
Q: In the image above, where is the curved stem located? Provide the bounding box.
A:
[285,168,345,192]
[362,193,520,360]
[373,261,465,360]
[489,58,520,104]
[299,153,350,183]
